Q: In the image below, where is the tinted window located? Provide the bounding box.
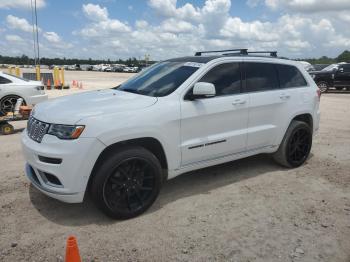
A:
[245,63,278,92]
[0,76,12,84]
[277,64,307,88]
[117,62,199,97]
[340,64,350,72]
[199,63,241,96]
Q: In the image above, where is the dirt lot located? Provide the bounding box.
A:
[0,91,350,261]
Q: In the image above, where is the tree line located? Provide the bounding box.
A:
[0,55,153,66]
[1,50,349,66]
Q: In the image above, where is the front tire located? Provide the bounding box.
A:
[273,121,312,168]
[91,146,162,219]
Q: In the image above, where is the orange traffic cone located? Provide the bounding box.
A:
[46,79,51,90]
[65,236,81,262]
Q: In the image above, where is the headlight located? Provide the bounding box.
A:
[48,124,85,140]
[34,86,43,91]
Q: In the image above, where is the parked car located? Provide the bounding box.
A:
[309,63,350,92]
[0,71,48,116]
[67,64,81,71]
[298,61,315,72]
[311,64,329,71]
[123,66,138,73]
[103,66,113,72]
[22,49,320,219]
[112,65,125,72]
[80,64,93,71]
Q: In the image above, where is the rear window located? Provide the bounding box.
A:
[245,62,278,92]
[276,64,307,88]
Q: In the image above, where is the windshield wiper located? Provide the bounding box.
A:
[119,88,141,95]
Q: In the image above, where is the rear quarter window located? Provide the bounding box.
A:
[276,64,307,88]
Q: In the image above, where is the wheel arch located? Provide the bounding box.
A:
[87,137,168,192]
[292,113,313,133]
[275,112,314,147]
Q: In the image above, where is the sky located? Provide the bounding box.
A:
[0,0,350,60]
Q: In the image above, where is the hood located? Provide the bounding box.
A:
[29,80,43,85]
[309,70,330,75]
[32,89,158,124]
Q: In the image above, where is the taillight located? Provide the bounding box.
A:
[317,88,321,100]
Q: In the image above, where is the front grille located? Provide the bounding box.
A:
[27,117,50,143]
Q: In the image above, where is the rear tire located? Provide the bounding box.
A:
[273,121,312,168]
[317,81,328,93]
[91,146,162,219]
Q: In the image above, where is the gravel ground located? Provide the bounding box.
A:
[0,93,350,262]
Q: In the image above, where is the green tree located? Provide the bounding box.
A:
[336,50,350,63]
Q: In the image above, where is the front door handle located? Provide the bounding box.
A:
[232,99,246,105]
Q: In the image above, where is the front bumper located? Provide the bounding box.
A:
[21,130,105,203]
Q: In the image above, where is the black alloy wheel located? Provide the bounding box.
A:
[286,127,312,166]
[103,157,157,214]
[273,121,312,168]
[91,146,162,219]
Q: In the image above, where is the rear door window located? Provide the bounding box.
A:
[276,64,307,88]
[245,62,278,92]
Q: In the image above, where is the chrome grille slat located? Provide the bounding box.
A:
[27,116,50,143]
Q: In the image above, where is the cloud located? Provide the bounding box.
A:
[43,32,61,43]
[3,0,350,59]
[0,0,45,9]
[43,31,73,49]
[135,20,148,29]
[5,34,24,42]
[246,0,261,8]
[265,0,350,12]
[161,18,195,33]
[82,3,108,21]
[79,3,131,36]
[6,15,39,33]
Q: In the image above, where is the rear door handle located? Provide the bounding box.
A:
[232,99,246,105]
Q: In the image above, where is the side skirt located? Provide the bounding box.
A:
[167,145,278,179]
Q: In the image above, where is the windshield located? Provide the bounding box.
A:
[3,72,29,82]
[321,64,339,72]
[115,61,201,97]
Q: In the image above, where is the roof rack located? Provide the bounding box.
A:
[194,49,248,56]
[247,51,277,57]
[194,49,278,57]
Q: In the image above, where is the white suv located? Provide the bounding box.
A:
[21,49,320,219]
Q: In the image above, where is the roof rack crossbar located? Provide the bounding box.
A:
[247,51,277,57]
[195,49,248,56]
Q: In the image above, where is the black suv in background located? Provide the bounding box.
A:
[310,63,350,92]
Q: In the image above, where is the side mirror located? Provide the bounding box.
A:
[192,82,216,99]
[339,68,344,73]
